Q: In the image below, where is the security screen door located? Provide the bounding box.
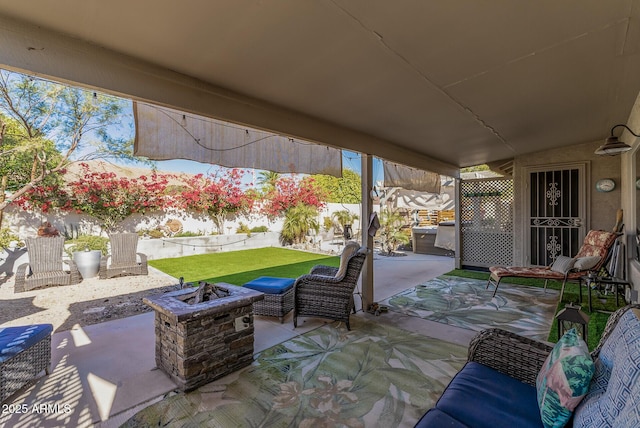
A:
[526,164,587,266]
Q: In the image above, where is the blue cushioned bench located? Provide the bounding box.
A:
[415,304,640,428]
[243,277,295,323]
[415,362,541,428]
[0,324,53,403]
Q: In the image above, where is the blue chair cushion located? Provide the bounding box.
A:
[435,362,543,428]
[414,408,468,427]
[0,324,53,363]
[243,276,295,294]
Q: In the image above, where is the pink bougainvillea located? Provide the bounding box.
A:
[172,168,253,233]
[261,176,326,219]
[15,163,174,231]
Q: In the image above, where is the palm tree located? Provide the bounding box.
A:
[257,171,280,192]
[378,208,410,254]
[332,210,359,229]
[280,203,320,245]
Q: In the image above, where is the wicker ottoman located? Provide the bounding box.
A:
[1,324,53,403]
[243,277,295,323]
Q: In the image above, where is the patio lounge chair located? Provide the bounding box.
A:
[99,233,148,279]
[487,229,619,301]
[15,237,81,293]
[293,241,367,330]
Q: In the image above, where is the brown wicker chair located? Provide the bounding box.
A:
[99,233,148,279]
[467,303,640,386]
[14,237,81,293]
[293,241,367,330]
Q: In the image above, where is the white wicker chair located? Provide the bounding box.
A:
[99,233,148,279]
[15,237,81,293]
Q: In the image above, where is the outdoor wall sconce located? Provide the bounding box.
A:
[594,124,637,155]
[556,302,589,342]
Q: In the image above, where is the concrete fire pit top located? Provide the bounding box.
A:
[143,283,264,322]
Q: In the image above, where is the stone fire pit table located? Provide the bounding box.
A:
[143,282,264,391]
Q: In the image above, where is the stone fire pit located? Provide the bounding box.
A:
[143,282,264,391]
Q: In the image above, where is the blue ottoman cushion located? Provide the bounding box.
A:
[435,362,543,428]
[243,276,295,294]
[0,324,54,363]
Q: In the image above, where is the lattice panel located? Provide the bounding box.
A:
[460,178,514,267]
[462,231,514,266]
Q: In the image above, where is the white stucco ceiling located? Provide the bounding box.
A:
[1,0,640,172]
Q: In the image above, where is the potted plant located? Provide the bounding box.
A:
[66,235,109,279]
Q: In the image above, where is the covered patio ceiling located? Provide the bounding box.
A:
[1,1,640,177]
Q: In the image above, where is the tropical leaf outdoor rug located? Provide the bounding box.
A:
[123,317,466,428]
[382,275,560,341]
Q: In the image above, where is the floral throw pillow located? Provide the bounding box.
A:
[536,328,595,428]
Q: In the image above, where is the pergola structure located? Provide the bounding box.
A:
[2,1,640,303]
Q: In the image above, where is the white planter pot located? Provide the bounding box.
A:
[73,250,102,279]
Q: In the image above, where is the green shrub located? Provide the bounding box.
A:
[65,235,109,256]
[236,222,251,234]
[138,228,164,239]
[173,231,203,237]
[0,228,19,250]
[322,216,334,232]
[250,225,269,233]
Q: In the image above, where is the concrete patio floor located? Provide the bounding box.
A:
[0,252,476,428]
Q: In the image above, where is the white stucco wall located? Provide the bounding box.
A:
[2,202,364,241]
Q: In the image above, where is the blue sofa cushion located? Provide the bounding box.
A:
[415,408,468,427]
[0,324,53,363]
[435,362,543,428]
[243,276,295,294]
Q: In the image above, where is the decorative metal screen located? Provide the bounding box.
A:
[460,178,514,267]
[528,167,584,266]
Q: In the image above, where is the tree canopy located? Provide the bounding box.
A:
[311,169,361,204]
[0,69,138,226]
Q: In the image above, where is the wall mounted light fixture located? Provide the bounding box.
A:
[595,124,637,155]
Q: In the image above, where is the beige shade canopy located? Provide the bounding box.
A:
[134,102,343,177]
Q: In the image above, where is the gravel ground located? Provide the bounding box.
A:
[0,267,180,333]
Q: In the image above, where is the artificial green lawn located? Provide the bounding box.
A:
[148,247,340,285]
[446,269,620,351]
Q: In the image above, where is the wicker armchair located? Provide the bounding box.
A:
[293,241,367,330]
[99,233,148,279]
[14,237,81,293]
[467,303,640,387]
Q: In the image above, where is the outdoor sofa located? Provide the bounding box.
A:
[415,304,640,428]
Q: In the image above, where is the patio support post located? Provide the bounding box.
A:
[361,154,374,311]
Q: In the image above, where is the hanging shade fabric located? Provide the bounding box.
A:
[133,102,343,177]
[390,186,455,210]
[383,161,441,193]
